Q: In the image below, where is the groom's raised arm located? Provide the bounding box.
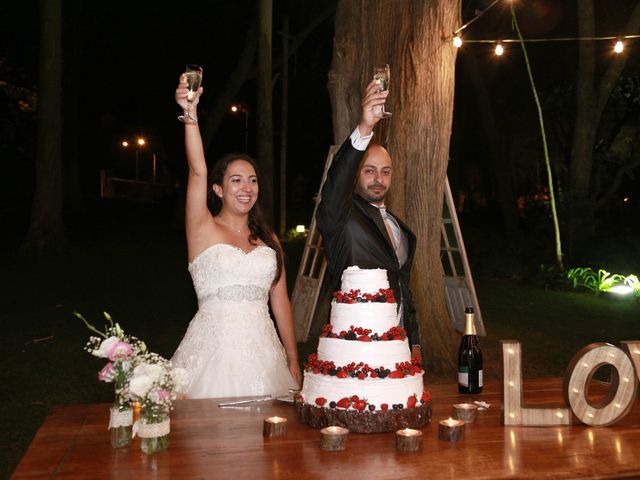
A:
[316,132,368,239]
[316,81,388,239]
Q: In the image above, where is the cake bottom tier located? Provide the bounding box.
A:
[296,401,432,433]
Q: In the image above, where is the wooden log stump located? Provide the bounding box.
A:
[438,418,465,442]
[320,426,348,451]
[395,428,423,452]
[263,416,287,438]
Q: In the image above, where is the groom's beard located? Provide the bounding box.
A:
[362,182,387,203]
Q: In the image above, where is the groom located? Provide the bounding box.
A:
[316,81,421,360]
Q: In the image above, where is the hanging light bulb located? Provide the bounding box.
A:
[495,43,504,56]
[453,35,463,48]
[614,40,624,54]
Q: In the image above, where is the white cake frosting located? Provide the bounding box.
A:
[300,267,424,411]
[317,337,411,367]
[302,372,423,408]
[329,302,398,333]
[340,266,389,292]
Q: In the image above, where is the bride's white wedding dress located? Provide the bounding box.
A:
[171,243,298,399]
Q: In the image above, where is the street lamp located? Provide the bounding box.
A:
[135,138,146,180]
[121,137,147,180]
[230,104,249,152]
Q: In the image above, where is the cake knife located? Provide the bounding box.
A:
[218,395,273,407]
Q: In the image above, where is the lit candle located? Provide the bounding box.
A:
[263,416,288,438]
[438,418,465,442]
[395,428,423,452]
[453,403,479,423]
[320,426,349,451]
[133,402,141,424]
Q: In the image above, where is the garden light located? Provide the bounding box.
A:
[295,225,306,233]
[495,43,504,56]
[453,36,463,48]
[608,285,633,295]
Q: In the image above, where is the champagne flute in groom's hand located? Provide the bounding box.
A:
[373,64,392,118]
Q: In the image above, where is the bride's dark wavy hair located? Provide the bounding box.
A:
[206,153,283,283]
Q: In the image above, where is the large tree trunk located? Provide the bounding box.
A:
[257,0,275,225]
[23,0,66,256]
[329,0,460,374]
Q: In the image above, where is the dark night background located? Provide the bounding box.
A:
[3,0,640,263]
[2,1,640,476]
[1,0,336,238]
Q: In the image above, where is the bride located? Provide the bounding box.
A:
[170,75,302,399]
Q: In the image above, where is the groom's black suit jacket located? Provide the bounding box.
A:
[316,137,420,347]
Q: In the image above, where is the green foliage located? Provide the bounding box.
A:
[282,227,308,242]
[567,267,639,297]
[623,274,640,298]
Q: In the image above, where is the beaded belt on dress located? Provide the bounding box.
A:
[200,284,268,305]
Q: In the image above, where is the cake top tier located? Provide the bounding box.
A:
[341,266,390,293]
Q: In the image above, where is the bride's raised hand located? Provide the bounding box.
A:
[175,74,203,111]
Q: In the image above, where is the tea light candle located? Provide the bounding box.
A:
[395,428,423,452]
[438,418,465,442]
[453,403,479,423]
[320,426,349,451]
[263,416,288,438]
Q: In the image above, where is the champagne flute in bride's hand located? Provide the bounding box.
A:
[373,64,392,118]
[178,64,203,123]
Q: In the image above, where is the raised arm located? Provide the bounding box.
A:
[175,77,213,260]
[316,81,388,238]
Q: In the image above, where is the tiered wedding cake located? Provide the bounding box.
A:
[296,267,431,433]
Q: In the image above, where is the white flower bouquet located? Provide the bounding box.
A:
[75,310,188,453]
[75,311,147,406]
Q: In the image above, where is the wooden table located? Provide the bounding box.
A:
[12,378,640,479]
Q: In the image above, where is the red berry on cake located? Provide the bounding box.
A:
[350,395,360,402]
[421,387,432,403]
[315,397,327,406]
[357,372,366,380]
[354,399,367,411]
[336,397,351,409]
[380,403,389,411]
[407,394,417,409]
[336,370,348,378]
[389,370,405,378]
[357,335,371,342]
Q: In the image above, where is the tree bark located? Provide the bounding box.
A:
[329,0,461,374]
[23,0,66,257]
[257,0,275,225]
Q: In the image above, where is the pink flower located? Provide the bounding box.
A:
[156,388,171,401]
[148,388,171,403]
[98,362,115,382]
[108,342,133,361]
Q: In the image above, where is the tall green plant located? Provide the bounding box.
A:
[511,4,564,272]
